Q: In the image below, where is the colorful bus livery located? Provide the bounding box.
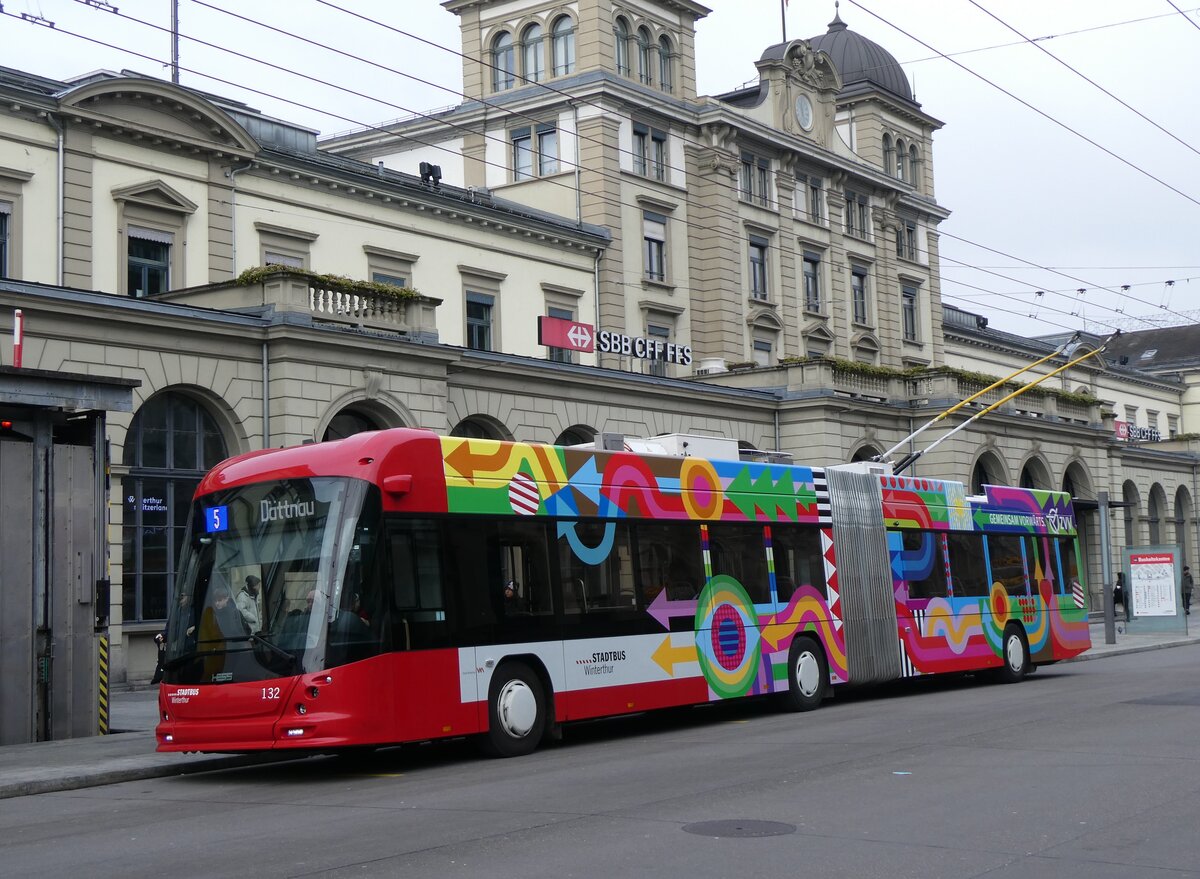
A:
[156,429,1090,757]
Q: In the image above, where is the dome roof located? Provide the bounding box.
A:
[807,10,913,102]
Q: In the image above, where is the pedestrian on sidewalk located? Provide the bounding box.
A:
[1183,565,1194,615]
[1114,572,1129,622]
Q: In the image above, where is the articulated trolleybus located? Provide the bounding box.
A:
[157,428,1090,757]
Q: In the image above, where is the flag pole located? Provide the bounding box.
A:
[781,0,788,42]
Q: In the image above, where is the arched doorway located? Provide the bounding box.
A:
[971,451,1007,493]
[851,444,881,462]
[1019,456,1051,490]
[1122,480,1140,547]
[1147,484,1168,545]
[1175,484,1194,565]
[1062,461,1097,606]
[121,391,229,623]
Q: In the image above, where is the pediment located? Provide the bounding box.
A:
[803,324,835,344]
[851,330,881,352]
[59,77,258,156]
[111,179,199,214]
[746,306,784,331]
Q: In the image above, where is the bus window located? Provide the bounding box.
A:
[495,519,554,617]
[1055,537,1081,595]
[708,523,770,604]
[899,530,948,600]
[558,520,636,612]
[986,533,1028,597]
[945,532,988,598]
[386,518,448,649]
[632,521,704,612]
[772,524,825,603]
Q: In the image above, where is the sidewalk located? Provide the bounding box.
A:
[2,623,1198,800]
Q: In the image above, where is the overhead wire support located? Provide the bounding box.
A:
[846,0,1200,210]
[967,0,1200,160]
[890,332,1120,476]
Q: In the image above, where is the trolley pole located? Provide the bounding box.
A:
[1099,491,1116,645]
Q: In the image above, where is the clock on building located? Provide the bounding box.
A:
[795,94,814,132]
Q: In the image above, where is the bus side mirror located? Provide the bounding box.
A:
[383,475,412,495]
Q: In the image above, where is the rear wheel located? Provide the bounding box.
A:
[782,636,828,712]
[483,662,546,757]
[994,625,1029,684]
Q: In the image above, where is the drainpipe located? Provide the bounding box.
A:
[261,339,270,449]
[774,407,780,452]
[593,247,602,365]
[571,101,581,226]
[225,161,254,272]
[44,113,64,286]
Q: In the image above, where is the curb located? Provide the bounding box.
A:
[0,755,258,800]
[1067,639,1200,663]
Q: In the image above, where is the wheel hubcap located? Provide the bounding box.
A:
[795,652,820,697]
[497,680,536,737]
[1006,635,1023,672]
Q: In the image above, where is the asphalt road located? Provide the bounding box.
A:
[4,647,1200,879]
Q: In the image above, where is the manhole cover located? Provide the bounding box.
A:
[682,820,796,838]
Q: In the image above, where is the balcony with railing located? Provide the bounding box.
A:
[155,267,441,341]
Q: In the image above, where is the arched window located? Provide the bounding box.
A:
[614,17,630,76]
[895,137,907,181]
[882,134,894,176]
[323,408,381,442]
[522,23,544,83]
[658,35,674,92]
[492,31,515,91]
[908,144,920,187]
[636,27,653,84]
[555,425,596,446]
[122,392,228,622]
[552,16,576,76]
[451,415,509,440]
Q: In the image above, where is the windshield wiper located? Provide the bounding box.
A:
[244,632,299,670]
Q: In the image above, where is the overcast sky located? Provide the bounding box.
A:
[2,0,1198,339]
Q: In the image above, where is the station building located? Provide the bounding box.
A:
[0,0,1196,688]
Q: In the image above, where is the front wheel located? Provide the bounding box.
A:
[483,662,546,758]
[994,625,1029,684]
[782,636,828,712]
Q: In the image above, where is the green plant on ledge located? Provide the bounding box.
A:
[776,356,922,379]
[773,358,1099,405]
[235,266,422,300]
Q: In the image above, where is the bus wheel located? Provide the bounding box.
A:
[783,636,828,712]
[994,625,1029,684]
[484,662,545,758]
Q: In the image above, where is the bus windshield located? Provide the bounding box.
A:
[162,476,383,684]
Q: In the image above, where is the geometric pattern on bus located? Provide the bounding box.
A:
[440,438,830,525]
[694,575,760,699]
[440,437,1088,676]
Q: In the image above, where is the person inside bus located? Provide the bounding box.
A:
[236,575,262,632]
[198,582,246,678]
[501,579,519,613]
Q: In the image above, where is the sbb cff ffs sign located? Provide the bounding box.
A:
[597,331,692,366]
[538,316,594,352]
[536,317,693,366]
